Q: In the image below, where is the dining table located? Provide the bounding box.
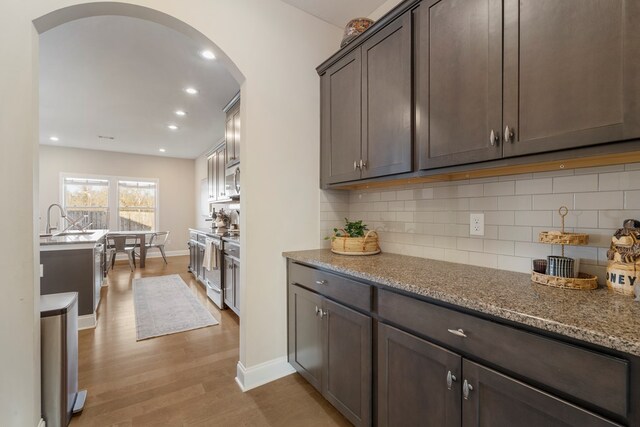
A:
[107,230,154,268]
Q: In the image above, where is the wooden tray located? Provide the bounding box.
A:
[331,249,381,256]
[531,271,598,290]
[538,231,589,246]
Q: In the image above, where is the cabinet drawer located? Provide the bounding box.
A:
[289,262,371,312]
[378,289,629,418]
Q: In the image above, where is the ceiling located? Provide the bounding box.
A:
[281,0,389,28]
[39,15,240,159]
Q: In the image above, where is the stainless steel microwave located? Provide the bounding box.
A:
[225,164,240,199]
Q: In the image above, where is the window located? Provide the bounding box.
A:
[62,177,110,230]
[118,180,157,231]
[61,174,158,232]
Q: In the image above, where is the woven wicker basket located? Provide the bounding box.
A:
[606,261,640,296]
[538,231,589,245]
[330,230,380,255]
[530,271,598,290]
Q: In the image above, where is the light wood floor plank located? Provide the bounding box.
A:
[70,256,349,426]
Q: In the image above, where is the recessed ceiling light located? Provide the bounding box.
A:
[49,136,59,142]
[159,148,166,153]
[200,50,216,60]
[185,87,198,95]
[167,124,179,130]
[175,110,187,116]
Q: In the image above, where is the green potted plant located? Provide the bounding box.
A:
[326,218,380,255]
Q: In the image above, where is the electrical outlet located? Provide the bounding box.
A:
[470,213,485,236]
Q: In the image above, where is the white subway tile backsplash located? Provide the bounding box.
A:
[457,237,483,252]
[498,225,532,242]
[331,163,640,285]
[574,191,623,210]
[515,178,553,195]
[599,171,640,191]
[532,193,575,210]
[515,211,553,227]
[625,190,640,209]
[497,255,532,273]
[483,239,515,255]
[485,211,515,225]
[484,181,515,196]
[469,197,498,211]
[553,175,598,193]
[498,195,533,211]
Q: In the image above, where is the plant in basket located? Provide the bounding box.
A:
[326,218,380,256]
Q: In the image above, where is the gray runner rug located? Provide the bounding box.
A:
[133,274,218,340]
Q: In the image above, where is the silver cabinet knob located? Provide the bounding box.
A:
[447,328,467,338]
[505,125,515,143]
[446,370,457,390]
[463,380,474,400]
[315,280,327,286]
[489,129,499,146]
[359,159,367,170]
[315,305,320,316]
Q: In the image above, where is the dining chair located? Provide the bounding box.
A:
[145,231,170,264]
[106,234,140,271]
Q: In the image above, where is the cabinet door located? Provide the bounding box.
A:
[416,0,503,170]
[225,114,235,165]
[232,107,240,164]
[321,50,363,185]
[462,360,621,427]
[207,154,215,200]
[232,259,240,315]
[322,298,371,426]
[378,323,461,427]
[503,0,640,157]
[360,11,412,179]
[223,255,234,308]
[288,284,324,391]
[216,145,226,200]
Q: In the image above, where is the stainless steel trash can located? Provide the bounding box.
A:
[40,292,86,427]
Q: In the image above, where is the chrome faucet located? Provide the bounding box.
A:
[46,203,67,234]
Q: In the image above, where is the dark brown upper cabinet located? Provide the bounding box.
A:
[321,12,412,186]
[415,0,503,170]
[502,0,640,157]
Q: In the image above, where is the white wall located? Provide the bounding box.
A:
[39,145,195,253]
[369,0,405,20]
[1,0,340,422]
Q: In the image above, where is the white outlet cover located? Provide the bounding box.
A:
[470,213,485,236]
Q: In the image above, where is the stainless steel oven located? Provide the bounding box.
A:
[225,164,240,199]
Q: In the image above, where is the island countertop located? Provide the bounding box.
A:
[40,229,109,250]
[283,249,640,357]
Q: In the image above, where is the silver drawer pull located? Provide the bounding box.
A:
[315,305,320,316]
[463,379,474,400]
[315,280,327,285]
[446,370,457,390]
[447,328,467,338]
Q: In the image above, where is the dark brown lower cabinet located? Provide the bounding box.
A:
[378,323,461,427]
[288,284,372,426]
[462,360,621,427]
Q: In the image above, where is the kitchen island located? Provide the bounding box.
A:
[41,229,109,329]
[284,249,640,426]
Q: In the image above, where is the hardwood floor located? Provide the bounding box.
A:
[71,255,350,426]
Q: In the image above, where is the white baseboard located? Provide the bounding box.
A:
[78,313,97,330]
[37,418,45,427]
[235,357,295,392]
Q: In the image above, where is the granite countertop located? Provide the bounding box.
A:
[40,229,109,247]
[190,228,240,244]
[283,249,640,357]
